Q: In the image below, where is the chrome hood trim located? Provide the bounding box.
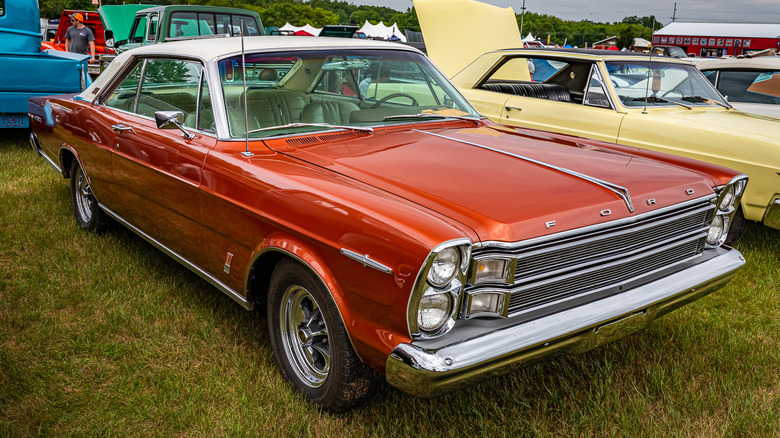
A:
[415,129,635,213]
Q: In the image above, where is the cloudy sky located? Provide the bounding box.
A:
[352,0,780,25]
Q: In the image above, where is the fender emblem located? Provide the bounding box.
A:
[223,252,234,274]
[647,198,656,205]
[545,220,556,229]
[600,209,612,216]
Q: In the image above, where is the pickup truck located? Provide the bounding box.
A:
[111,5,265,54]
[0,0,90,129]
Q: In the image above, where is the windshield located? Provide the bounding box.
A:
[218,49,479,138]
[606,61,727,108]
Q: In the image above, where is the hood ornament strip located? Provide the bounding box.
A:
[416,130,634,213]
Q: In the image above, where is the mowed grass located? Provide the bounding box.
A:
[1,130,778,437]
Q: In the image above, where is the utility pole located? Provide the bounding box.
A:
[519,0,526,42]
[671,2,677,22]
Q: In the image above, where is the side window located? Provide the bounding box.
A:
[583,67,613,109]
[198,73,215,132]
[0,0,5,17]
[701,70,717,86]
[136,59,202,120]
[104,61,144,112]
[146,14,158,42]
[169,12,198,38]
[234,15,260,36]
[215,13,231,36]
[198,13,215,36]
[130,16,148,43]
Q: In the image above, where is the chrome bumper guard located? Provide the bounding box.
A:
[763,196,780,230]
[386,248,744,398]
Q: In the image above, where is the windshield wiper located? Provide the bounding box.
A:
[247,123,373,136]
[632,95,692,109]
[681,96,732,109]
[383,113,481,123]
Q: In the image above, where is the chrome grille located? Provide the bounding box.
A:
[469,197,715,319]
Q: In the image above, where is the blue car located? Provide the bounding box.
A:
[0,0,91,129]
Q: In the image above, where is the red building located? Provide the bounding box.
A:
[653,22,780,57]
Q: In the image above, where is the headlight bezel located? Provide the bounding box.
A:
[707,175,748,248]
[407,239,472,339]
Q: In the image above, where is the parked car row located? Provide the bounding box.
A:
[23,0,775,414]
[416,0,780,237]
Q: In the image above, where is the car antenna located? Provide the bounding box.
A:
[240,20,254,158]
[643,47,653,114]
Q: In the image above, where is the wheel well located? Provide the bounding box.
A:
[59,149,77,179]
[246,250,289,313]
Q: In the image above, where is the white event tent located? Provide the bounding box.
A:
[358,20,407,41]
[279,22,322,36]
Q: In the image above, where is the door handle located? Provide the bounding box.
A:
[505,106,522,112]
[111,123,134,133]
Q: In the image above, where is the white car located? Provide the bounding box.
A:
[693,57,780,118]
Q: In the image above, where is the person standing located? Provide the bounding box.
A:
[65,13,95,62]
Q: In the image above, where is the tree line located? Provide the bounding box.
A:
[40,0,659,48]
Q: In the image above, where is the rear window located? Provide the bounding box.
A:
[168,11,260,38]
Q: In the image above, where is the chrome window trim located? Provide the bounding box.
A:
[474,194,716,251]
[93,56,219,139]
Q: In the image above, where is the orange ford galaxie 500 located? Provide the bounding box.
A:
[29,37,747,412]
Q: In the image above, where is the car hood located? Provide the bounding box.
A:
[266,123,715,243]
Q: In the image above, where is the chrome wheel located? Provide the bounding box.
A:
[279,285,331,387]
[73,165,93,223]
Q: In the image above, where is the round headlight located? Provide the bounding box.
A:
[427,247,460,287]
[707,215,725,245]
[417,292,452,332]
[718,185,736,211]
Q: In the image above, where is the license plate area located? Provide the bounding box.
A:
[1,114,27,128]
[570,310,649,354]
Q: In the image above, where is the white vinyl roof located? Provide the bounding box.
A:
[655,22,780,39]
[692,56,780,70]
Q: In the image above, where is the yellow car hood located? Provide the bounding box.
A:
[415,0,522,77]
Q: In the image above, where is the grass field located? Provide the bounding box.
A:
[1,129,778,436]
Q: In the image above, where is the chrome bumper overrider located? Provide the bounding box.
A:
[763,196,780,230]
[386,248,744,398]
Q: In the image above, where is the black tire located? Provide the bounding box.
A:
[69,160,107,232]
[724,205,748,246]
[267,259,382,413]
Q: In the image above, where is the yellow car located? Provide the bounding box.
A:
[416,0,780,234]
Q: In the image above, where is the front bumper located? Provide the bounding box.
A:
[386,247,744,398]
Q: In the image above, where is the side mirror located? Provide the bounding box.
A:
[104,30,114,47]
[155,111,194,139]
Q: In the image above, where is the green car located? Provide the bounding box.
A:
[107,5,265,53]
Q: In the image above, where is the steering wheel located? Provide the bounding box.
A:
[370,93,419,109]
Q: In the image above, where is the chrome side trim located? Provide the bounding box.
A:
[340,249,393,274]
[415,129,634,213]
[386,247,744,398]
[30,132,62,173]
[474,194,715,251]
[98,204,252,310]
